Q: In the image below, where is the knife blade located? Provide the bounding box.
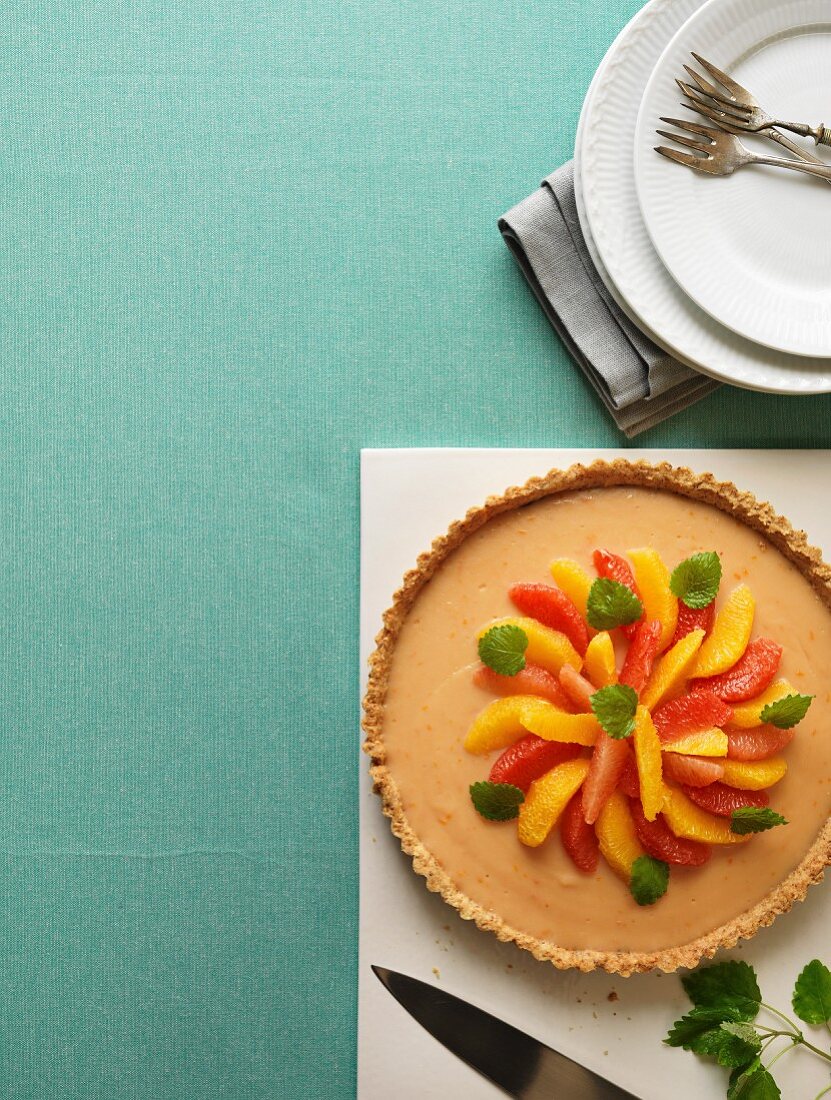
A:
[372,965,640,1099]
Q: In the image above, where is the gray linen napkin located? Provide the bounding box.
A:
[498,162,719,436]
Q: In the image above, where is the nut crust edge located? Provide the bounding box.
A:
[361,459,831,976]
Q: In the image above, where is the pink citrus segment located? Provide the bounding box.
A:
[662,754,724,788]
[473,663,574,711]
[595,790,645,879]
[560,791,599,873]
[671,600,716,647]
[692,584,755,678]
[652,690,733,743]
[619,620,662,694]
[517,758,591,848]
[549,559,594,628]
[628,547,679,653]
[692,638,782,702]
[721,757,787,791]
[464,696,555,754]
[633,706,664,821]
[726,725,795,762]
[727,679,796,729]
[583,631,617,688]
[617,749,640,799]
[630,801,711,866]
[684,782,769,817]
[661,786,749,845]
[477,617,582,677]
[640,629,705,711]
[582,733,631,825]
[558,664,596,713]
[488,735,582,792]
[593,549,643,639]
[662,728,728,758]
[508,583,589,656]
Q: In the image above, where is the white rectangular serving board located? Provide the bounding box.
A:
[358,449,831,1100]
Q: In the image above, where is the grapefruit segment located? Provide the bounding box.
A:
[560,791,599,873]
[671,600,716,646]
[692,638,782,702]
[582,733,631,824]
[593,549,643,639]
[652,690,733,743]
[508,583,589,656]
[726,725,795,762]
[558,664,596,713]
[631,801,711,866]
[473,663,574,711]
[662,754,724,787]
[488,735,582,792]
[684,782,769,817]
[619,620,662,694]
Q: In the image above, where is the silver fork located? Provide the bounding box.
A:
[655,117,831,181]
[682,52,831,148]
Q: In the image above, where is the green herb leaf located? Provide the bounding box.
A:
[478,624,528,677]
[590,684,638,740]
[730,808,788,835]
[469,781,524,822]
[759,693,813,730]
[670,551,723,609]
[727,1060,780,1100]
[629,854,669,906]
[792,959,831,1025]
[682,961,761,1021]
[665,1006,744,1049]
[586,578,643,631]
[701,1022,762,1068]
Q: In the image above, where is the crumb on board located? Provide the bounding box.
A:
[607,991,618,1002]
[432,967,440,980]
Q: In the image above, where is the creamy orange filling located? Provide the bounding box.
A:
[381,487,831,952]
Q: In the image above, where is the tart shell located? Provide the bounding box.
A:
[361,460,831,975]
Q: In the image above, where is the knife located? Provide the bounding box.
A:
[372,965,641,1099]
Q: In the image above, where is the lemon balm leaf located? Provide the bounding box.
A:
[670,552,722,609]
[478,625,528,676]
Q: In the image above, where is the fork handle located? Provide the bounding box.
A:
[766,128,831,188]
[750,150,831,181]
[770,119,831,146]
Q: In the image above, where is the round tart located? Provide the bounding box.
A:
[362,461,831,975]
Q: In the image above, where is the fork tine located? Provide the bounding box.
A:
[691,52,747,99]
[680,99,737,127]
[682,65,751,114]
[676,79,749,121]
[654,145,705,170]
[659,116,716,139]
[655,128,709,152]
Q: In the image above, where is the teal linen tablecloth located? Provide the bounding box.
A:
[4,2,831,1098]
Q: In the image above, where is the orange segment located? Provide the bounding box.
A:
[633,706,664,821]
[628,548,679,653]
[640,629,705,711]
[520,707,600,747]
[595,790,645,879]
[517,758,590,847]
[478,617,582,677]
[549,559,593,626]
[463,696,554,754]
[721,757,787,790]
[584,631,616,687]
[662,728,728,758]
[728,679,796,729]
[692,584,755,678]
[662,786,749,845]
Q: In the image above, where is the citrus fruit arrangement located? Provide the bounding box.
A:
[466,548,811,906]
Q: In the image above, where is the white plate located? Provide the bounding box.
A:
[577,0,831,391]
[636,0,831,358]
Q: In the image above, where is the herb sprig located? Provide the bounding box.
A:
[665,959,831,1098]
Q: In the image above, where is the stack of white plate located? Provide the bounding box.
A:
[575,0,831,391]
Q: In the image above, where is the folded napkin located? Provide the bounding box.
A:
[498,162,719,436]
